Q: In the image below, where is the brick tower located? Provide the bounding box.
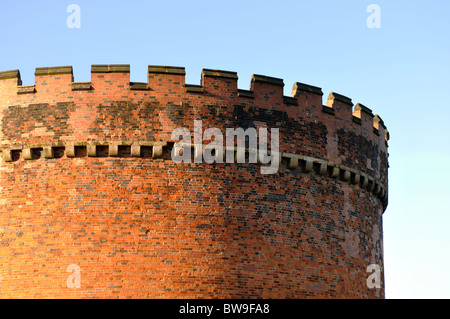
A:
[0,65,389,298]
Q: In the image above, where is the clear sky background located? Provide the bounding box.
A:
[0,0,449,299]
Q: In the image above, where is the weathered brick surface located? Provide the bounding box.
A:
[0,65,389,298]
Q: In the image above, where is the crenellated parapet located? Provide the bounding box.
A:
[0,65,389,142]
[0,64,389,206]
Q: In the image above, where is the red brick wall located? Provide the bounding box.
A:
[0,65,389,298]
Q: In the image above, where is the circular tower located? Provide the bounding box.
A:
[0,65,389,298]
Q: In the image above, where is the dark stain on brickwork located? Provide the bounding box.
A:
[166,102,188,126]
[336,128,379,176]
[2,102,73,143]
[90,101,163,140]
[232,105,328,157]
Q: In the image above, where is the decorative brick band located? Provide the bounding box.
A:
[0,140,388,209]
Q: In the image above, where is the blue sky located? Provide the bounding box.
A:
[1,0,449,299]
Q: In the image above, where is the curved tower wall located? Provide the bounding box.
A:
[0,65,389,298]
